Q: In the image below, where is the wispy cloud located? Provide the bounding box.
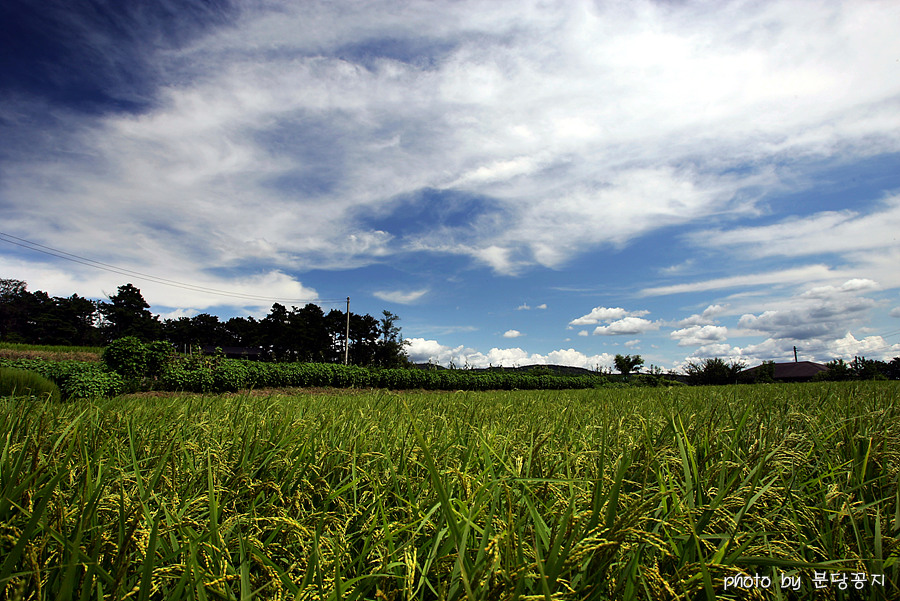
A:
[6,0,900,292]
[640,265,838,297]
[372,288,429,304]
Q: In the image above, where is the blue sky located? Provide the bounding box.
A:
[2,0,900,370]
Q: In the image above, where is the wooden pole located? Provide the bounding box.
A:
[344,297,350,365]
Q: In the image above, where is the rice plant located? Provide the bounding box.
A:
[0,367,61,402]
[0,382,897,599]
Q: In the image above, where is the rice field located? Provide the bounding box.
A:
[1,382,898,600]
[0,342,103,363]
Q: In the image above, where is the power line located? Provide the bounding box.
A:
[0,231,345,305]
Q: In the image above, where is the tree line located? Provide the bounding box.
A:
[0,279,409,367]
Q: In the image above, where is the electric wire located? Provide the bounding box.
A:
[0,231,345,304]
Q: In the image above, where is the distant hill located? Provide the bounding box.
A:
[412,363,602,377]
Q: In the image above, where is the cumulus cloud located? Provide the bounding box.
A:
[891,307,900,318]
[737,280,877,341]
[593,317,659,336]
[570,306,650,326]
[405,337,614,370]
[503,329,523,338]
[675,304,729,327]
[671,325,728,347]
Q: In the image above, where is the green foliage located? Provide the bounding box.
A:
[145,340,176,377]
[1,382,897,599]
[157,357,618,393]
[102,337,174,381]
[98,283,161,342]
[684,357,747,385]
[614,353,644,375]
[0,367,61,402]
[816,356,892,381]
[102,336,148,378]
[0,358,123,400]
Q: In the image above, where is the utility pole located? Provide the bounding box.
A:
[344,297,350,365]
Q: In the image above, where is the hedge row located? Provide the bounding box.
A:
[0,358,124,400]
[161,356,610,393]
[2,349,671,400]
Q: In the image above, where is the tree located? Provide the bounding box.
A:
[614,354,644,375]
[376,310,410,368]
[684,357,746,385]
[0,278,30,341]
[98,284,160,342]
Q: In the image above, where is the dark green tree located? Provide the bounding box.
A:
[98,284,160,342]
[223,316,260,347]
[614,354,644,375]
[0,279,30,342]
[376,310,410,368]
[684,357,746,385]
[291,304,330,362]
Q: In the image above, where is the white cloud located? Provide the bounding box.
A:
[5,0,899,300]
[674,304,729,327]
[827,333,900,361]
[695,197,900,260]
[737,280,878,340]
[690,198,900,290]
[593,317,659,336]
[570,307,628,326]
[641,265,838,297]
[503,329,523,338]
[405,337,614,370]
[570,306,650,326]
[373,288,429,304]
[516,302,546,310]
[890,307,900,318]
[671,325,729,347]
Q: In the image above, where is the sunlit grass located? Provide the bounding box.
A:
[1,382,898,599]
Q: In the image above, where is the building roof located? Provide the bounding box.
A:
[742,361,828,380]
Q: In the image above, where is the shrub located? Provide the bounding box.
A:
[684,357,747,386]
[62,370,125,400]
[102,336,148,378]
[145,340,176,378]
[0,367,61,402]
[0,358,124,400]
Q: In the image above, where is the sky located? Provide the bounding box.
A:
[2,0,900,371]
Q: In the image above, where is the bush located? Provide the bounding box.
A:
[0,367,61,402]
[102,336,148,378]
[0,358,124,400]
[684,357,747,386]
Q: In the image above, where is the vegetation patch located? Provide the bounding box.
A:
[0,367,61,402]
[0,383,897,599]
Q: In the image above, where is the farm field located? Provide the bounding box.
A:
[1,382,898,600]
[0,342,103,363]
